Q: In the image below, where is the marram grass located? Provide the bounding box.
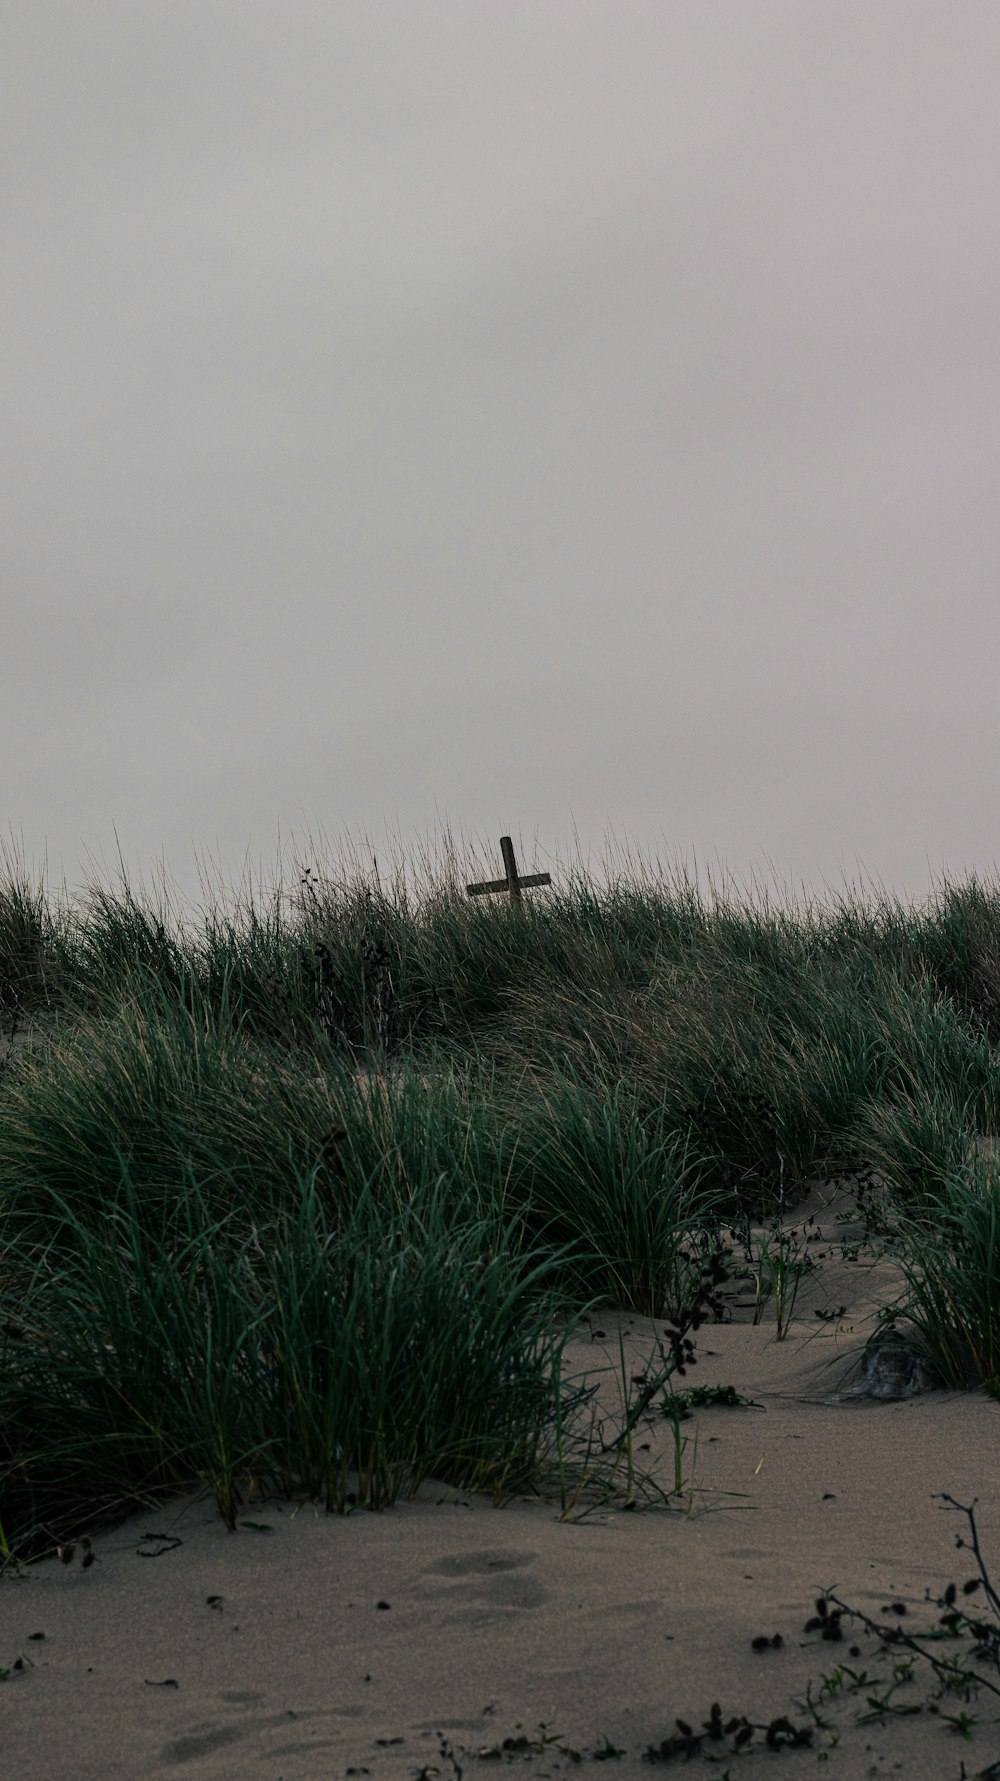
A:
[5,837,1000,1561]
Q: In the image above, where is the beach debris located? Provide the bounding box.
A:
[804,1596,846,1642]
[837,1332,942,1400]
[56,1532,94,1567]
[0,1655,33,1681]
[137,1532,183,1558]
[644,1702,813,1762]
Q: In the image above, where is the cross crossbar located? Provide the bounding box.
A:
[466,836,552,905]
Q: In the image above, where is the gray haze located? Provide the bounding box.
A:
[5,2,1000,911]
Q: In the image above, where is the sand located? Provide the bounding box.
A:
[3,1180,1000,1780]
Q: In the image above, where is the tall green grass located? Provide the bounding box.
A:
[5,838,1000,1560]
[1,1169,594,1551]
[888,1158,1000,1389]
[501,1067,722,1315]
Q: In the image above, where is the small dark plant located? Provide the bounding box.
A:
[643,1701,813,1762]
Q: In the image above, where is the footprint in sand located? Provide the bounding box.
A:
[418,1548,549,1619]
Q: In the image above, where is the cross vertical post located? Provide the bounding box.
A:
[500,834,522,903]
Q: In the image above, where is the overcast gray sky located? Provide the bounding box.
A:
[5,2,1000,910]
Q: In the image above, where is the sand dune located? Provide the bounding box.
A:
[3,1182,999,1780]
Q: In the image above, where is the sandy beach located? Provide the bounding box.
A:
[3,1181,999,1780]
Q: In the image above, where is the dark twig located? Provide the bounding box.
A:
[810,1497,1000,1705]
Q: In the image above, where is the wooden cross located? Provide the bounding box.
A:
[466,836,552,906]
